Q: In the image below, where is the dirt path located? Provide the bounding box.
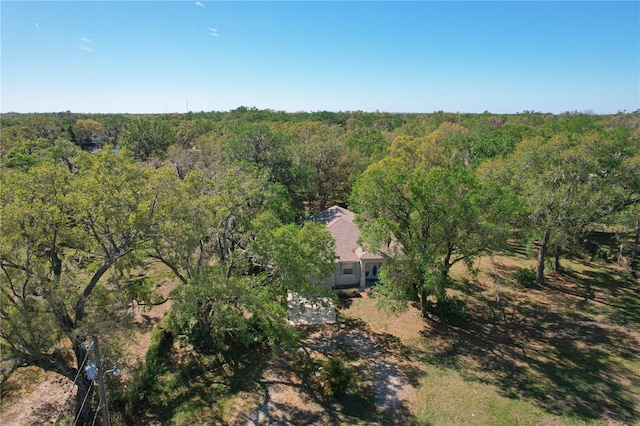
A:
[239,319,416,425]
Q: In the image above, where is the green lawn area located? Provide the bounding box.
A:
[340,251,640,426]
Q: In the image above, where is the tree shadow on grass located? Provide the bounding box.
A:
[560,267,640,328]
[241,378,334,426]
[421,276,640,425]
[502,240,532,258]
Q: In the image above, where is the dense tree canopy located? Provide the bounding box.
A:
[171,218,335,358]
[480,127,640,284]
[118,117,177,160]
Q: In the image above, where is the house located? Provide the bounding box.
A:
[310,205,385,290]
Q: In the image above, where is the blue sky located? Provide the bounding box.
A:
[2,1,638,114]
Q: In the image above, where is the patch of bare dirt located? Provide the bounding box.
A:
[1,367,74,425]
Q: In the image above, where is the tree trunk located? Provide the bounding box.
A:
[411,282,420,302]
[631,217,639,275]
[420,288,429,318]
[537,228,550,286]
[318,186,328,211]
[198,316,213,350]
[616,242,625,267]
[552,245,561,273]
[442,245,453,280]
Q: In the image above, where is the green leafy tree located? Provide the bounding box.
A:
[118,117,177,160]
[171,213,335,363]
[159,159,334,361]
[174,118,215,148]
[351,135,513,316]
[2,137,80,171]
[480,130,639,285]
[224,123,306,210]
[344,128,390,187]
[151,163,295,283]
[150,162,294,278]
[166,130,227,179]
[288,122,351,211]
[72,118,105,145]
[16,114,68,143]
[149,163,290,345]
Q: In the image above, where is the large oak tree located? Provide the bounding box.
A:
[351,132,514,316]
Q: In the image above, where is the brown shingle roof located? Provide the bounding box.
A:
[310,206,383,262]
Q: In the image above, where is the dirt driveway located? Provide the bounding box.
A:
[239,298,420,425]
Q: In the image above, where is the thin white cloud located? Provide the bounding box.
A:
[35,22,41,31]
[208,28,218,37]
[73,45,94,52]
[195,1,204,7]
[74,37,94,52]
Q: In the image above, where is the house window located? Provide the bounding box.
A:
[341,263,355,275]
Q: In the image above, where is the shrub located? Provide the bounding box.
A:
[316,357,354,398]
[513,268,537,288]
[433,296,469,326]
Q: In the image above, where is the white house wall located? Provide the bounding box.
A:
[332,261,361,287]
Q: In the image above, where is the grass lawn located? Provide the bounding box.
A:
[339,250,639,426]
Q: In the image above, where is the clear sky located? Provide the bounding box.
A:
[1,1,638,114]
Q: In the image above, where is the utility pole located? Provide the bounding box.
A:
[92,336,111,426]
